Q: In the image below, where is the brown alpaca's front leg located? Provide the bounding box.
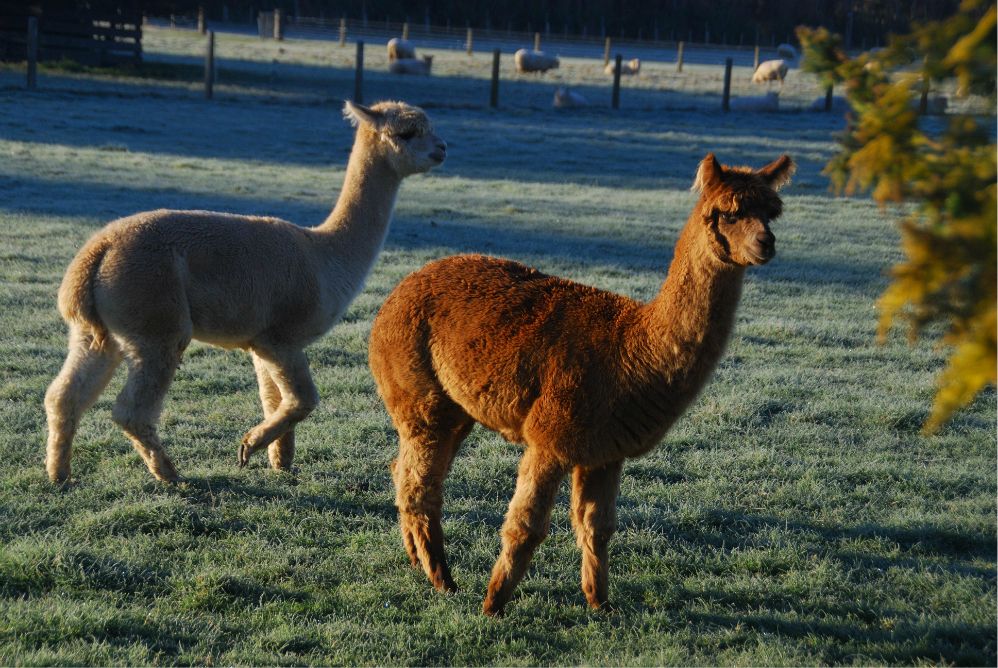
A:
[483,448,568,616]
[571,461,623,610]
[239,349,317,467]
[251,353,295,471]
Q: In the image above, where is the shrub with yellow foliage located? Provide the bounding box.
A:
[797,0,996,432]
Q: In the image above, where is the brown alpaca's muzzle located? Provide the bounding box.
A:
[748,228,776,265]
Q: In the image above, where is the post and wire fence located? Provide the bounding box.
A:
[13,9,981,117]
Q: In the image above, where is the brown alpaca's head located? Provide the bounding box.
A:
[343,100,447,176]
[691,153,795,266]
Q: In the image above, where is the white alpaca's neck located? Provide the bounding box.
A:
[314,135,402,295]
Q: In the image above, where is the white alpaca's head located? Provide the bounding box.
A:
[343,100,446,176]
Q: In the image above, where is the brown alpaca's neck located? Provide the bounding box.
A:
[315,134,402,259]
[639,215,746,388]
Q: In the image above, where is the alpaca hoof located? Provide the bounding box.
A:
[482,598,505,617]
[238,443,249,467]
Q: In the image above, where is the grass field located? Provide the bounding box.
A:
[0,26,995,666]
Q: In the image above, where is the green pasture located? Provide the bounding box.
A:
[0,28,994,666]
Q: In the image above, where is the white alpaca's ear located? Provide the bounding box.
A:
[757,154,796,191]
[692,153,723,193]
[343,101,383,128]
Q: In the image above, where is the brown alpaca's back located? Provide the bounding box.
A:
[371,254,653,458]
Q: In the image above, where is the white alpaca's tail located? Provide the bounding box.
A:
[57,233,112,350]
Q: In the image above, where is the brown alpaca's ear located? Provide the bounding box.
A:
[691,153,723,193]
[343,101,384,128]
[757,154,796,191]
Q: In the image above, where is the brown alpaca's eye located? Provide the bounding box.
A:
[396,130,417,141]
[719,212,736,224]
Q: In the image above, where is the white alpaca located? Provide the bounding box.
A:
[514,48,559,73]
[389,55,433,75]
[387,38,415,61]
[44,101,447,483]
[604,58,640,75]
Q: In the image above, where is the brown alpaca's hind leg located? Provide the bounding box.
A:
[239,348,318,467]
[390,393,473,593]
[44,327,123,483]
[483,448,568,616]
[571,461,623,610]
[251,353,295,471]
[112,341,184,482]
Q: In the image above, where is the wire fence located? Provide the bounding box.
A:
[4,12,989,118]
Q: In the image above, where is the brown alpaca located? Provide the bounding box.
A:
[368,153,795,616]
[45,101,446,484]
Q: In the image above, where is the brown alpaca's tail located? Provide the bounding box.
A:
[57,233,112,350]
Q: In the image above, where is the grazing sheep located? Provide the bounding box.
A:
[776,43,798,60]
[514,48,560,73]
[752,59,789,85]
[369,152,795,616]
[44,101,447,484]
[730,91,780,112]
[604,58,641,75]
[553,87,589,108]
[387,37,415,61]
[389,55,433,75]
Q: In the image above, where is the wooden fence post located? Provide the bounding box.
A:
[402,22,409,40]
[676,41,684,72]
[918,58,930,114]
[603,37,611,65]
[26,16,38,90]
[205,30,215,99]
[339,17,346,46]
[753,44,759,70]
[467,27,473,56]
[534,32,541,51]
[824,84,833,111]
[489,48,500,107]
[273,8,282,40]
[354,40,364,104]
[611,54,622,109]
[197,6,206,34]
[722,57,732,112]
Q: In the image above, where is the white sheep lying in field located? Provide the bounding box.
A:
[730,91,780,111]
[604,58,640,75]
[387,37,415,61]
[553,87,589,108]
[389,55,433,75]
[777,43,798,60]
[752,59,788,84]
[514,48,559,73]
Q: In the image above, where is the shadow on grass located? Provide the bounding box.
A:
[2,172,884,297]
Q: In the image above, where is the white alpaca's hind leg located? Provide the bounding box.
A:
[239,348,317,467]
[112,340,185,482]
[251,352,295,471]
[45,327,123,483]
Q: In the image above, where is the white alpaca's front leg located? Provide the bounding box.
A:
[239,348,318,467]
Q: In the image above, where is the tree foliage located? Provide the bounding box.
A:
[798,0,996,432]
